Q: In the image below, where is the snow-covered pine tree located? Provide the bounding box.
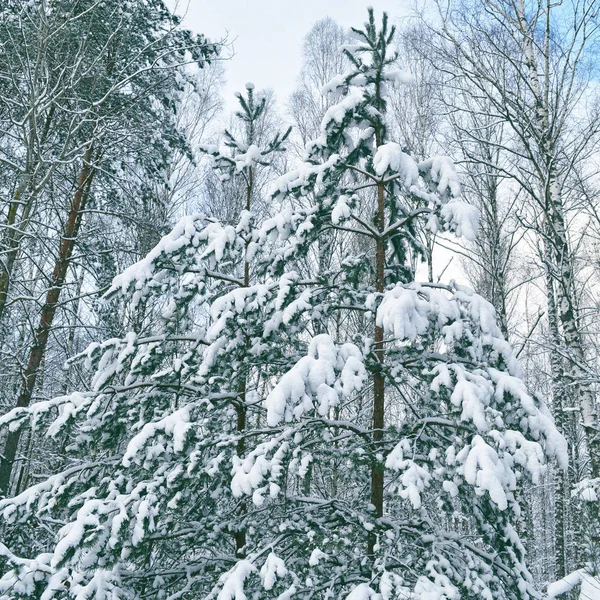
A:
[210,10,567,599]
[0,9,567,600]
[200,83,290,556]
[0,85,291,598]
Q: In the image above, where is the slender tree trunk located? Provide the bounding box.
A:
[488,188,509,339]
[234,376,247,555]
[0,146,96,495]
[426,234,434,283]
[234,166,253,557]
[369,158,386,554]
[548,196,600,574]
[0,108,56,322]
[517,0,600,477]
[0,177,33,321]
[548,201,600,476]
[545,243,568,578]
[518,0,600,571]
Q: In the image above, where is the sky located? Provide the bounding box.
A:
[174,1,413,109]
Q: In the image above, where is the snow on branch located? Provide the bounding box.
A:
[265,334,367,427]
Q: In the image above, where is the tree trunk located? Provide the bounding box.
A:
[369,170,386,555]
[549,201,600,477]
[234,166,253,557]
[0,176,34,321]
[488,187,509,339]
[545,244,568,578]
[0,146,96,495]
[517,0,599,477]
[234,377,247,556]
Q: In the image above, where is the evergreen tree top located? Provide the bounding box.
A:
[201,85,290,181]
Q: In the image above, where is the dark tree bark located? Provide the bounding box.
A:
[369,139,386,555]
[234,166,253,557]
[0,145,96,495]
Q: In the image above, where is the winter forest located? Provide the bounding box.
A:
[1,0,600,598]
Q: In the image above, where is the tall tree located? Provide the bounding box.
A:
[0,0,217,495]
[424,0,600,576]
[201,83,291,555]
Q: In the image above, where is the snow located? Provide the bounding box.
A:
[265,334,366,426]
[297,453,312,478]
[260,553,287,591]
[0,462,113,531]
[500,430,547,484]
[107,215,239,307]
[347,29,369,44]
[234,144,263,171]
[0,391,91,436]
[308,548,327,566]
[276,585,297,600]
[331,195,352,224]
[440,201,479,241]
[231,435,290,503]
[384,68,416,85]
[442,480,459,497]
[377,282,503,352]
[374,280,568,511]
[321,87,365,129]
[108,215,203,297]
[121,406,192,468]
[344,583,378,600]
[548,569,600,600]
[321,73,348,97]
[386,440,432,508]
[372,142,419,186]
[449,368,492,433]
[574,478,600,502]
[206,284,270,342]
[414,573,460,600]
[271,155,340,198]
[462,435,511,510]
[398,462,431,509]
[376,286,429,341]
[380,572,418,600]
[51,500,102,568]
[489,369,568,470]
[418,156,461,199]
[217,561,257,600]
